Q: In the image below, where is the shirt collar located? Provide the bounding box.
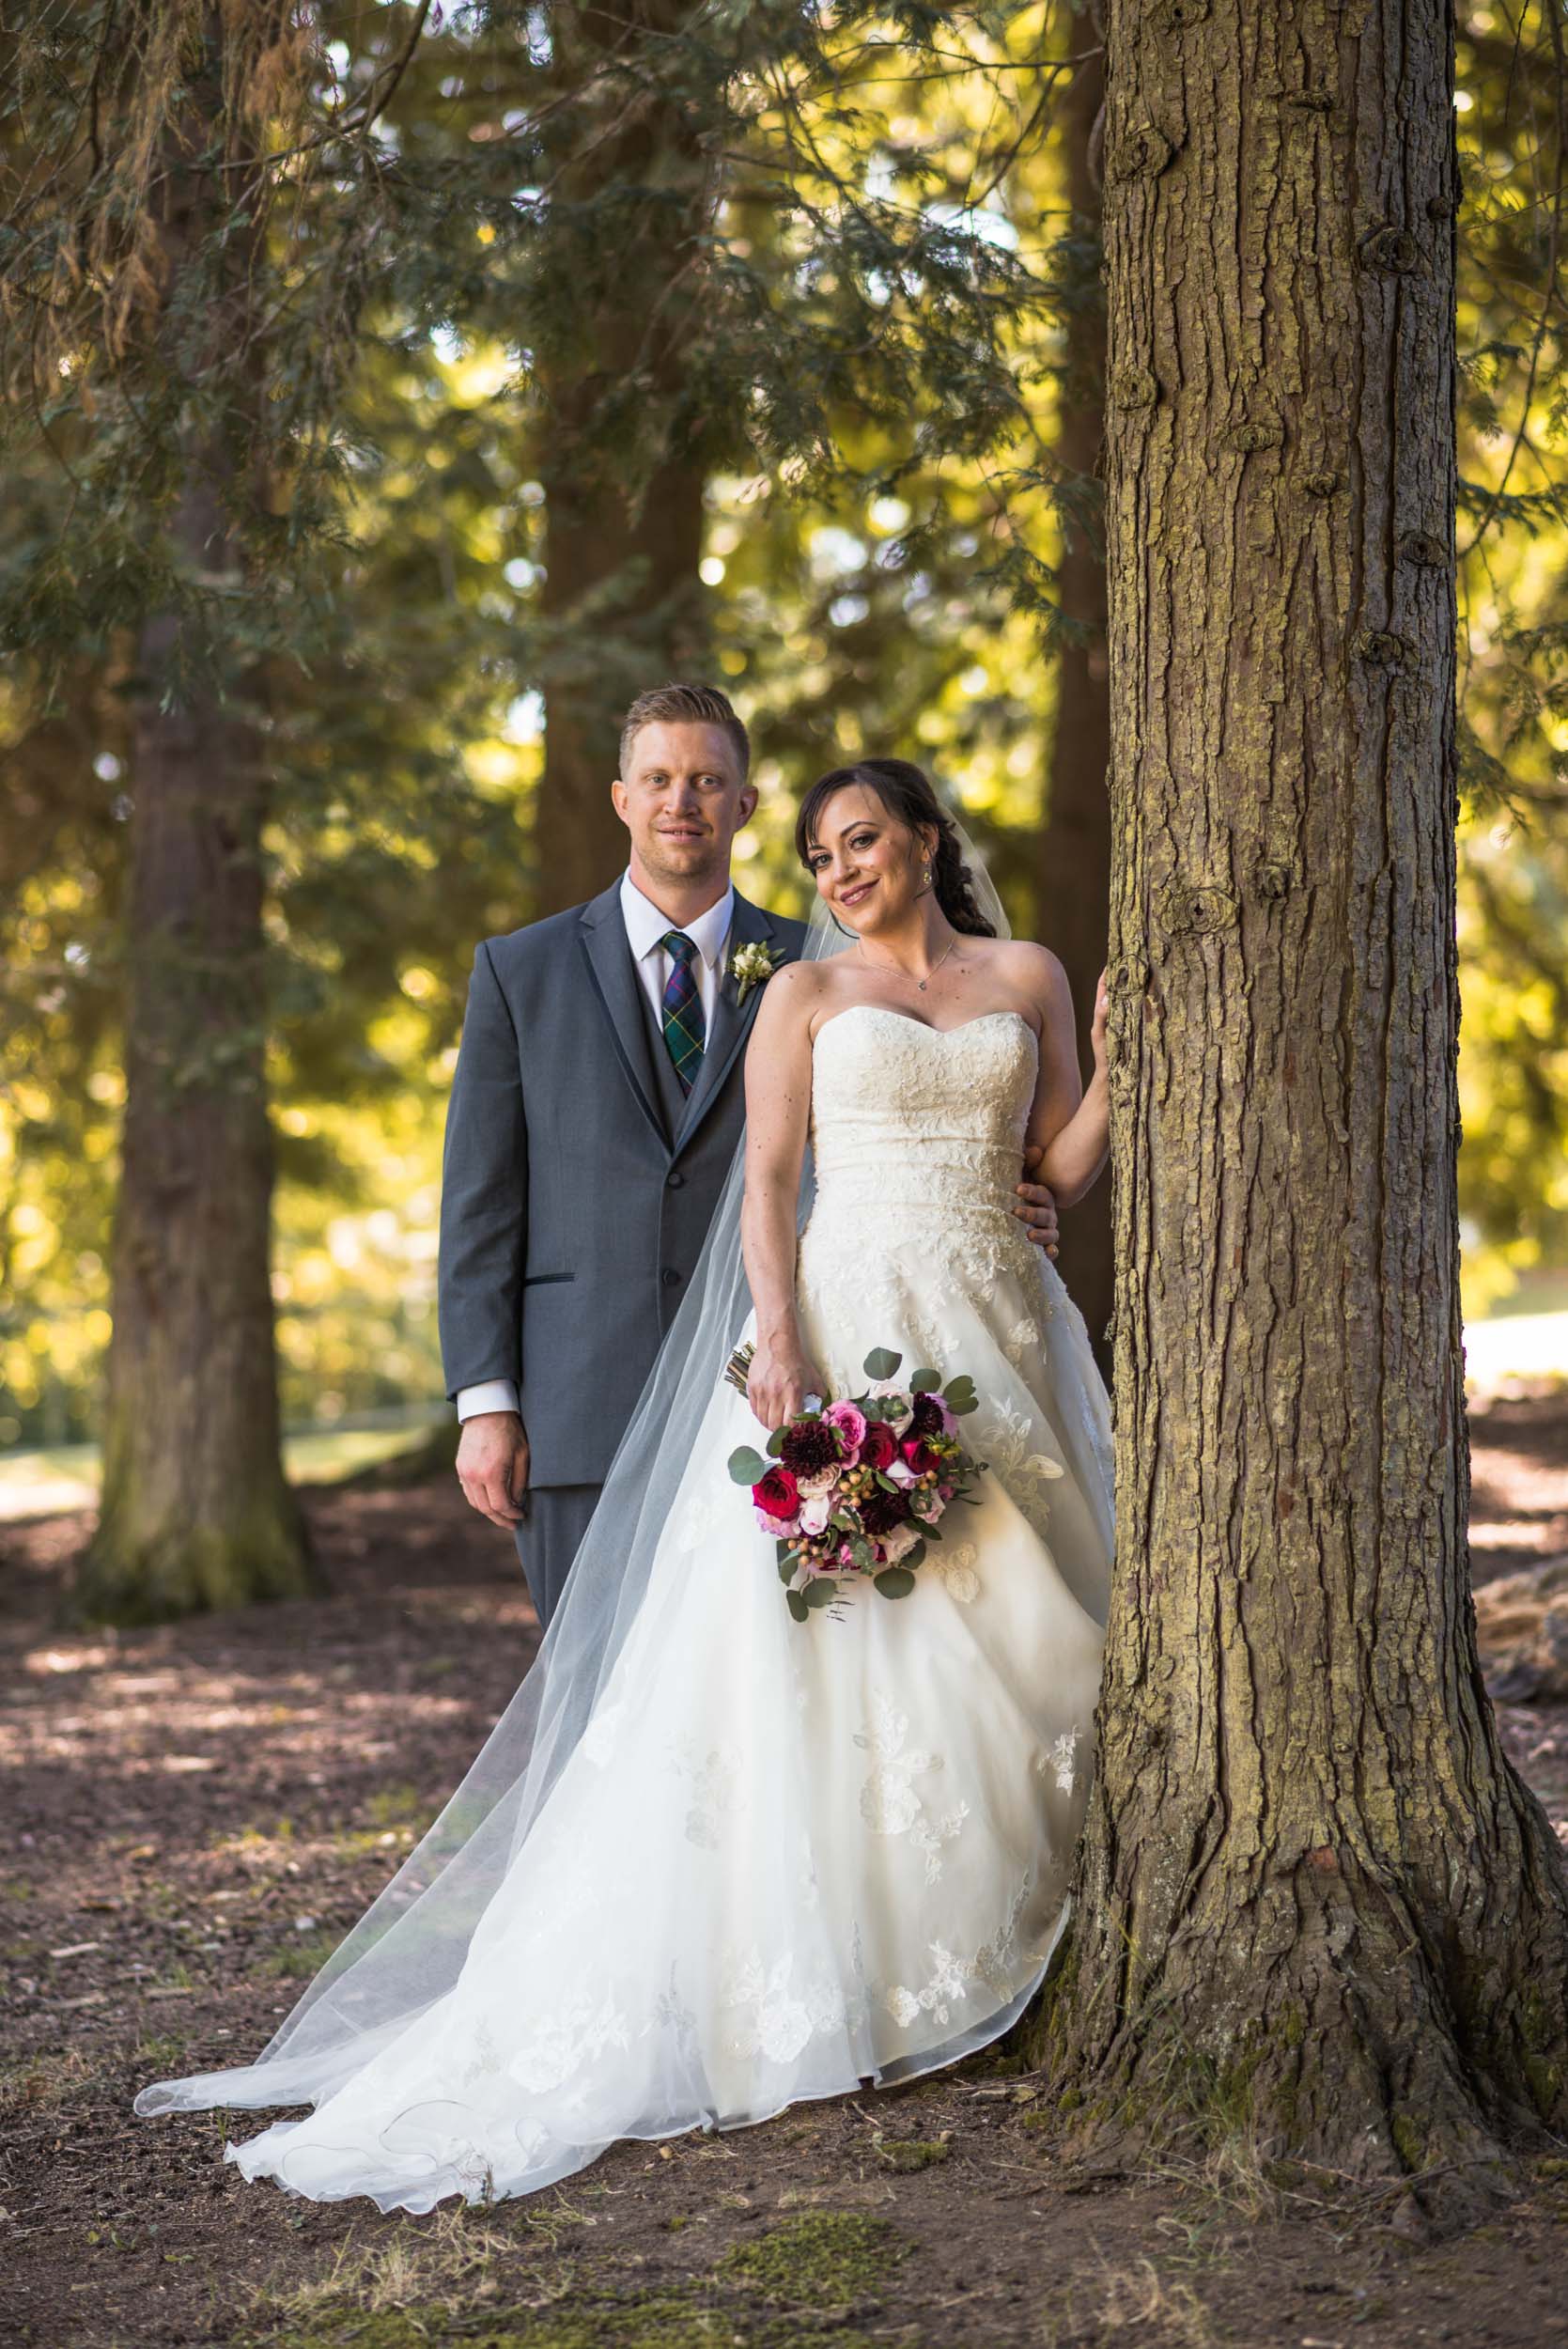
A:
[619,871,735,971]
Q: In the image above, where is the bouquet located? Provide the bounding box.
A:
[725,1346,986,1623]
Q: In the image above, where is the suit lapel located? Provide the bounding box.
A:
[578,886,669,1151]
[673,893,789,1157]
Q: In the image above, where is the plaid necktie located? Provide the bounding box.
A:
[660,930,706,1094]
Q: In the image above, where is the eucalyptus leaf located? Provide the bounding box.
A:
[848,1535,875,1573]
[786,1589,810,1624]
[778,1551,799,1583]
[874,1566,916,1599]
[863,1347,902,1381]
[767,1427,787,1458]
[803,1577,838,1609]
[903,1538,927,1569]
[728,1445,769,1486]
[909,1368,940,1392]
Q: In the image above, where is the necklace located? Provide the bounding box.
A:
[857,934,959,992]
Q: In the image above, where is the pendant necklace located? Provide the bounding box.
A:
[858,934,958,992]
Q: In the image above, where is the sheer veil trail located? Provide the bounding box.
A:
[135,809,1017,2122]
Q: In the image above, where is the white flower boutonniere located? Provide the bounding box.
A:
[730,941,784,1003]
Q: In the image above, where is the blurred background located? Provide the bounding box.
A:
[3,3,1565,1563]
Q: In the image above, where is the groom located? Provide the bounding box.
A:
[439,680,1062,1626]
[439,682,806,1624]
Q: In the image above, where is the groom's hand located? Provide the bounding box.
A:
[457,1411,530,1528]
[1016,1147,1061,1259]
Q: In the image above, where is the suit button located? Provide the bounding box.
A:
[666,1170,685,1190]
[662,1267,682,1288]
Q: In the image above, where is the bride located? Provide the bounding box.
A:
[137,757,1115,2213]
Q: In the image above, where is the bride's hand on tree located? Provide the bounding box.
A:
[747,1332,826,1431]
[1090,967,1110,1076]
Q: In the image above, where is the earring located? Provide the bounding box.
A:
[922,862,933,892]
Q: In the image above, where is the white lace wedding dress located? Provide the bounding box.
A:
[147,1004,1114,2212]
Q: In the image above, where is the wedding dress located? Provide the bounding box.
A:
[140,1003,1113,2212]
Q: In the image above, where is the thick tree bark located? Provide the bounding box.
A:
[1037,45,1115,1375]
[77,17,312,1622]
[534,0,711,916]
[1033,0,1568,2211]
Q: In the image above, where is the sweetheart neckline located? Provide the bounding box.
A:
[812,1004,1038,1048]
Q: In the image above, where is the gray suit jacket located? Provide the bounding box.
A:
[438,880,809,1486]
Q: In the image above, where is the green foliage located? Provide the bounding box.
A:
[1,0,1565,1464]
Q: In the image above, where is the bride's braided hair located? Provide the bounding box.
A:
[795,759,998,938]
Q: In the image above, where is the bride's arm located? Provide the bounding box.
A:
[1020,950,1110,1209]
[740,962,828,1429]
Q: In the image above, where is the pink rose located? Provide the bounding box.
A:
[911,1487,945,1524]
[880,1519,921,1564]
[824,1401,867,1459]
[796,1465,841,1498]
[755,1504,801,1536]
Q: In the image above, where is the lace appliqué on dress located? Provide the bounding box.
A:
[1036,1726,1082,1796]
[678,1742,743,1851]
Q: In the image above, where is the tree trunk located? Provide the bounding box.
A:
[1034,0,1568,2213]
[1037,43,1114,1375]
[77,16,312,1623]
[534,0,711,916]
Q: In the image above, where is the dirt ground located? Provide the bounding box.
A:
[3,1395,1567,2349]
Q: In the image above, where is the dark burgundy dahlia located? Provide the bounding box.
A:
[779,1418,844,1476]
[909,1391,950,1439]
[856,1483,914,1537]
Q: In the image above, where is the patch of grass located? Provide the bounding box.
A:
[365,1784,438,1833]
[873,2134,949,2172]
[133,2032,189,2074]
[717,2211,906,2309]
[243,2287,884,2349]
[243,2211,519,2340]
[1042,2257,1214,2349]
[262,1932,339,1981]
[0,2045,94,2111]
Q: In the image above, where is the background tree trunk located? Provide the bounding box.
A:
[77,14,312,1623]
[534,0,712,916]
[1036,0,1568,2208]
[1037,43,1114,1374]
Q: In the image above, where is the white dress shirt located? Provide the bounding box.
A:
[456,873,736,1423]
[617,870,735,1033]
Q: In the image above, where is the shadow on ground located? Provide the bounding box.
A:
[2,1397,1566,2347]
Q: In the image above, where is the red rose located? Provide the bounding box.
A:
[753,1465,801,1520]
[862,1421,898,1472]
[901,1436,941,1478]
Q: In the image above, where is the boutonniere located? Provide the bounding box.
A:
[730,941,784,1003]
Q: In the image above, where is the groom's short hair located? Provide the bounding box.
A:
[619,683,751,781]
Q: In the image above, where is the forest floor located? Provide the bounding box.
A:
[2,1392,1566,2349]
